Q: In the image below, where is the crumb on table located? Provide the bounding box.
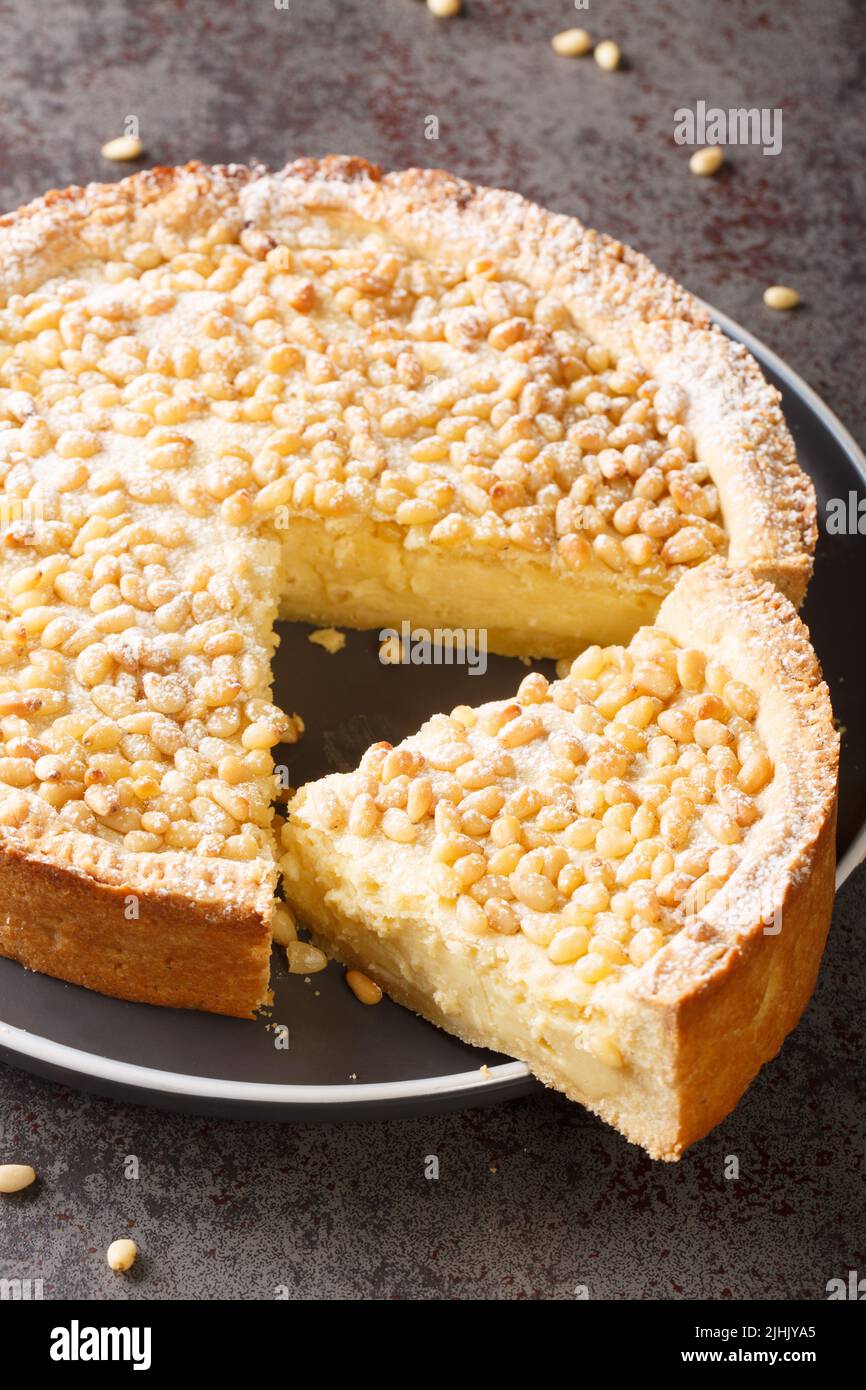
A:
[308,627,346,654]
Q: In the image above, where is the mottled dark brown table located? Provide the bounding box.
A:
[1,0,864,1300]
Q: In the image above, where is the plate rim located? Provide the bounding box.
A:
[2,308,864,1112]
[0,1018,531,1103]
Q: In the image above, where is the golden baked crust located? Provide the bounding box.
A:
[282,562,838,1157]
[0,157,819,1020]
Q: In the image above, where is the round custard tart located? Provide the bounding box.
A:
[0,157,831,1115]
[283,562,838,1160]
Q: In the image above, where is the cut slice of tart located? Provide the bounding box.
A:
[0,156,818,1016]
[281,562,838,1159]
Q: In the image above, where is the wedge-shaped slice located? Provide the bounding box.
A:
[281,562,838,1158]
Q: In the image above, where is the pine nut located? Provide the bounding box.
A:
[676,648,705,691]
[106,1238,138,1271]
[595,826,635,859]
[242,718,282,750]
[629,926,665,966]
[499,714,544,748]
[558,534,592,570]
[382,807,418,843]
[694,718,733,749]
[574,952,612,984]
[594,40,621,70]
[511,872,558,912]
[484,897,520,935]
[552,28,592,57]
[547,925,590,964]
[0,1163,36,1193]
[738,750,772,794]
[432,831,476,864]
[346,969,383,1005]
[348,792,380,837]
[724,680,758,720]
[101,135,144,161]
[704,807,742,845]
[662,527,712,565]
[455,852,487,888]
[287,941,328,974]
[763,285,800,310]
[272,904,296,946]
[456,894,488,933]
[689,146,724,176]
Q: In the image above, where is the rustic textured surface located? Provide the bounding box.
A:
[1,0,864,1300]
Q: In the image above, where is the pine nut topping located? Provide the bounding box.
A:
[456,894,488,933]
[382,807,418,843]
[484,897,520,934]
[300,607,771,1012]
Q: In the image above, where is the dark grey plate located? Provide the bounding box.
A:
[1,309,864,1118]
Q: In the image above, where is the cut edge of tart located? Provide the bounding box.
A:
[281,561,839,1159]
[0,798,277,1016]
[0,156,821,1023]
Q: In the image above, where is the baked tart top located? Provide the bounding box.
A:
[286,562,837,1041]
[282,559,837,1157]
[0,158,818,980]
